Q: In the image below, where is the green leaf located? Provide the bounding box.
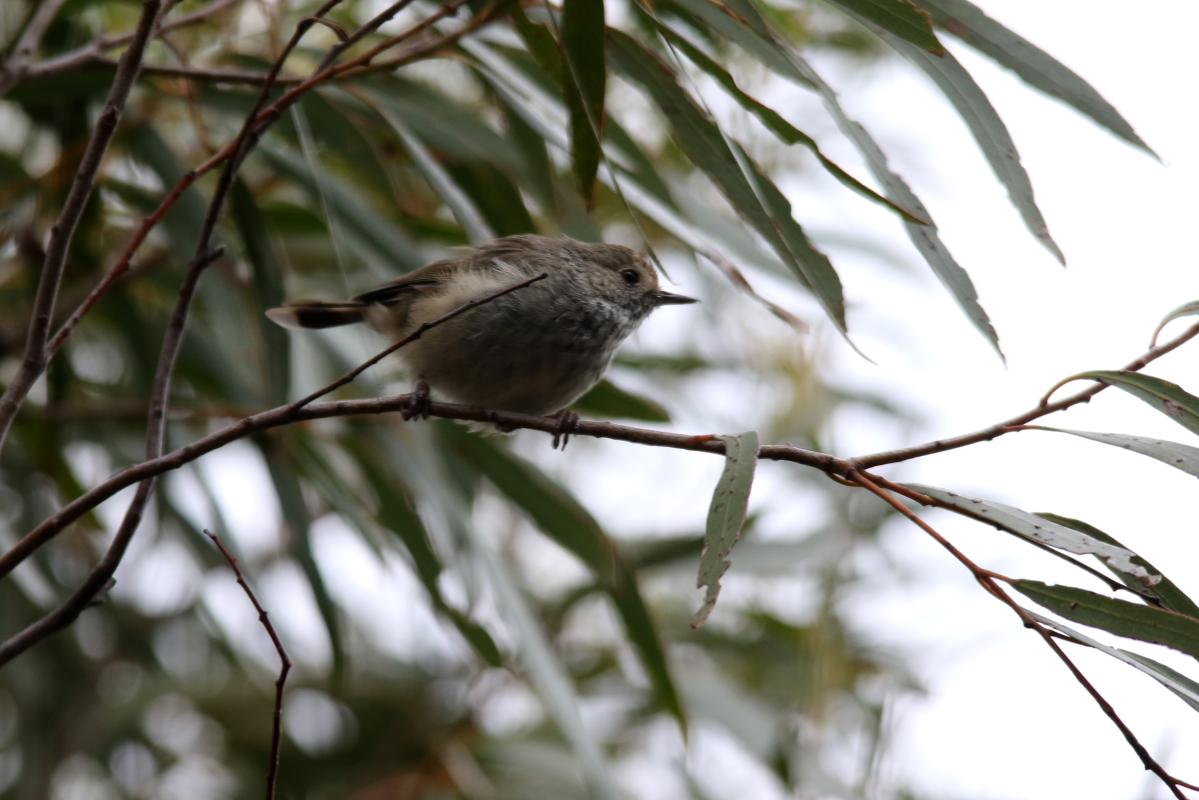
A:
[607,31,847,334]
[917,0,1154,156]
[821,0,943,54]
[561,0,607,204]
[909,484,1159,584]
[1070,371,1199,438]
[860,21,1063,263]
[693,431,759,628]
[644,12,924,224]
[670,0,1001,357]
[445,161,537,237]
[259,143,423,270]
[347,439,503,665]
[1035,512,1199,618]
[230,180,291,405]
[1032,427,1199,481]
[1029,611,1199,714]
[258,437,345,680]
[573,378,671,421]
[370,104,495,243]
[446,429,686,727]
[1014,581,1199,660]
[1151,300,1199,345]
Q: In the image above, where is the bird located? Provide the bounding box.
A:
[266,234,697,422]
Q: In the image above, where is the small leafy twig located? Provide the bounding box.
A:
[846,469,1192,800]
[852,319,1199,469]
[204,529,291,800]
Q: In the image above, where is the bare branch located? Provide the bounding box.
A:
[0,0,72,96]
[0,0,163,453]
[204,530,291,800]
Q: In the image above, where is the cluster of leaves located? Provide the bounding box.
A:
[0,0,1192,798]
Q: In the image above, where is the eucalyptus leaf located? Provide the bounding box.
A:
[693,431,759,627]
[1070,371,1199,438]
[1015,581,1199,660]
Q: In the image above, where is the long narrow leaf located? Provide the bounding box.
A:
[1029,611,1199,714]
[822,0,943,54]
[909,484,1159,584]
[673,0,1002,357]
[917,0,1153,155]
[861,21,1064,263]
[1032,427,1199,480]
[1015,581,1199,660]
[607,30,848,334]
[1071,371,1199,438]
[693,432,759,627]
[561,0,607,203]
[1034,512,1199,618]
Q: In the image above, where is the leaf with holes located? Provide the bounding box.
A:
[1015,581,1199,660]
[693,432,759,627]
[1072,371,1199,437]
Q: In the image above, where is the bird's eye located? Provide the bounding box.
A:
[620,269,640,286]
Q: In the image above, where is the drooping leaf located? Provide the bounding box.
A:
[909,484,1159,584]
[445,428,686,727]
[643,11,924,223]
[1034,512,1199,618]
[258,437,345,680]
[573,378,671,422]
[230,180,291,405]
[1032,427,1199,481]
[821,0,943,54]
[1015,581,1199,660]
[607,31,847,334]
[1150,300,1199,345]
[1028,611,1199,714]
[370,103,495,243]
[259,143,423,270]
[861,21,1064,263]
[917,0,1154,156]
[1069,371,1199,438]
[670,0,1001,357]
[693,431,759,627]
[560,0,607,203]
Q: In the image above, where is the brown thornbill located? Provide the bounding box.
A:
[267,234,697,416]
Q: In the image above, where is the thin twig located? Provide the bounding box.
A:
[852,320,1199,470]
[43,0,492,364]
[0,396,841,596]
[846,469,1191,800]
[0,0,72,96]
[204,529,291,800]
[0,0,163,454]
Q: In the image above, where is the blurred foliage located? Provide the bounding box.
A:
[0,0,1158,798]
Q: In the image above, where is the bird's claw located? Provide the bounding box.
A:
[551,410,580,450]
[403,380,431,421]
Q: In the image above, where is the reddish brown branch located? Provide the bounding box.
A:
[852,320,1199,470]
[847,470,1192,800]
[0,0,163,453]
[205,530,291,800]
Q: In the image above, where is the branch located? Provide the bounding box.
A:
[0,0,72,96]
[852,320,1199,470]
[42,0,492,366]
[0,0,163,453]
[847,470,1193,800]
[204,530,290,800]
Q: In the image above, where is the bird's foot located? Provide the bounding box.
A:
[550,409,580,450]
[403,380,432,421]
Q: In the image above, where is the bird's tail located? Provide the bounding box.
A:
[265,300,367,329]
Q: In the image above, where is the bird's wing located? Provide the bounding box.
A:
[352,259,457,306]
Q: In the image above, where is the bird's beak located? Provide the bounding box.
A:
[650,290,699,306]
